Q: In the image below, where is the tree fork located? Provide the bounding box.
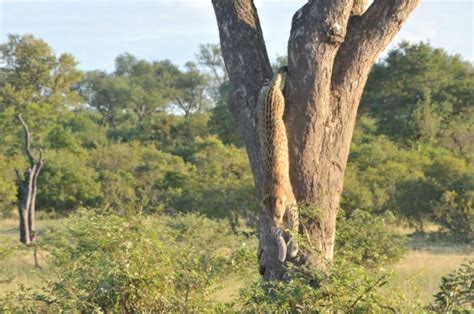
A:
[212,0,419,280]
[15,114,43,245]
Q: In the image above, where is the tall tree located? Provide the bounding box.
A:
[81,71,130,128]
[0,34,83,152]
[212,0,419,279]
[171,62,211,116]
[195,43,228,103]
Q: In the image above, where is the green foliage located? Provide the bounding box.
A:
[159,113,212,156]
[0,34,83,150]
[0,35,471,312]
[236,209,410,312]
[0,155,19,215]
[336,210,407,267]
[0,210,253,312]
[430,260,474,313]
[88,142,192,213]
[171,136,258,226]
[344,42,473,240]
[45,126,80,151]
[237,261,417,313]
[345,110,472,240]
[362,41,473,145]
[209,101,244,147]
[434,190,473,243]
[81,70,131,128]
[426,154,473,241]
[58,111,108,149]
[37,150,102,212]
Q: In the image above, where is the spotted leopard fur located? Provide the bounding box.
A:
[257,66,299,263]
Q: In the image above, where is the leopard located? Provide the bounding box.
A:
[257,66,299,262]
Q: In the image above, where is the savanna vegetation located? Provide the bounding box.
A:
[0,34,472,312]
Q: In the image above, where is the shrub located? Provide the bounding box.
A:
[37,150,103,212]
[0,210,254,312]
[236,209,411,313]
[171,136,258,226]
[89,142,193,213]
[430,260,474,313]
[237,261,415,313]
[0,155,19,215]
[336,209,407,267]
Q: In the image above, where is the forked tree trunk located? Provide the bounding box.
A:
[15,114,43,245]
[212,0,419,280]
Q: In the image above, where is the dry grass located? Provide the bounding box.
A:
[0,217,58,295]
[375,223,473,304]
[210,274,257,302]
[387,245,472,305]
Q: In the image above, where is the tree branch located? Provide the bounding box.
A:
[332,0,420,91]
[287,0,353,110]
[14,169,22,185]
[211,0,272,195]
[17,114,35,166]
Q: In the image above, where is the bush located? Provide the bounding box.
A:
[172,136,258,225]
[0,155,19,215]
[237,261,418,313]
[428,155,474,242]
[89,142,193,213]
[430,260,474,313]
[336,209,407,267]
[37,150,103,212]
[236,209,411,313]
[0,210,255,312]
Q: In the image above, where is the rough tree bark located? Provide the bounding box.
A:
[212,0,419,280]
[15,114,43,245]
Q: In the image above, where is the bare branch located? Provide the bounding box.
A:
[14,168,22,185]
[17,114,35,166]
[38,149,44,169]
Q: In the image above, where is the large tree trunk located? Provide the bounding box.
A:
[15,114,43,245]
[212,0,419,280]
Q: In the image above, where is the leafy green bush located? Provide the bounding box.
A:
[37,150,103,212]
[336,209,407,267]
[88,142,193,213]
[430,260,474,313]
[434,190,473,243]
[45,126,80,151]
[235,209,410,313]
[0,210,254,312]
[237,261,419,313]
[56,111,108,149]
[0,155,19,216]
[171,136,258,228]
[428,155,474,242]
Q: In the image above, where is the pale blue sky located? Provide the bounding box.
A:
[0,0,472,71]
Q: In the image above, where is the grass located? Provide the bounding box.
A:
[210,274,257,302]
[388,249,472,304]
[384,222,473,304]
[0,217,58,295]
